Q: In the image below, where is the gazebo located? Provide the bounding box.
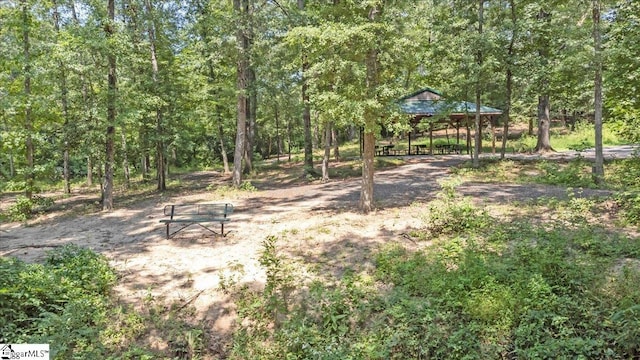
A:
[398,88,503,155]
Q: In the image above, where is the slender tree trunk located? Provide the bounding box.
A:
[535,8,553,153]
[360,5,380,213]
[322,122,331,182]
[103,0,116,211]
[299,0,314,175]
[53,1,72,194]
[501,0,516,159]
[10,153,15,178]
[535,94,553,152]
[473,0,484,168]
[501,67,513,158]
[121,132,130,189]
[592,0,604,183]
[275,103,281,162]
[218,114,230,174]
[21,0,34,200]
[332,127,340,161]
[87,156,93,186]
[287,116,292,161]
[244,67,256,174]
[144,0,165,191]
[232,0,249,186]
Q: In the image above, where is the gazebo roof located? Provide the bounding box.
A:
[399,88,503,117]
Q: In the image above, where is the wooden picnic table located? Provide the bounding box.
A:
[435,144,462,154]
[412,144,428,155]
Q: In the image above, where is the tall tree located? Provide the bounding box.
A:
[501,0,517,159]
[232,0,249,187]
[103,0,116,211]
[20,0,34,200]
[592,0,604,182]
[473,0,485,168]
[360,3,381,213]
[52,0,71,194]
[534,6,553,152]
[143,0,166,191]
[299,0,314,176]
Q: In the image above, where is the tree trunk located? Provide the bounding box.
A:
[287,116,292,161]
[299,0,314,176]
[360,4,380,213]
[103,0,116,211]
[21,0,34,200]
[121,132,130,189]
[592,0,604,184]
[145,0,166,191]
[232,0,249,187]
[332,127,340,161]
[275,103,281,162]
[535,8,553,153]
[87,156,93,186]
[501,0,515,159]
[218,116,230,174]
[53,0,72,194]
[322,122,331,182]
[244,66,256,175]
[473,0,483,168]
[10,151,15,178]
[535,94,553,152]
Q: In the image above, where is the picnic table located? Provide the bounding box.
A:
[435,144,463,154]
[382,144,395,155]
[375,144,395,156]
[413,144,428,155]
[159,203,234,239]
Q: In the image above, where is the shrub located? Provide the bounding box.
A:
[0,245,117,358]
[535,157,597,188]
[615,191,640,226]
[423,178,491,237]
[3,195,55,221]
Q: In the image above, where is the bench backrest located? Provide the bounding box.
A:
[163,203,234,219]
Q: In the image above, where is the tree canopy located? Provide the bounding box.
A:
[0,0,637,209]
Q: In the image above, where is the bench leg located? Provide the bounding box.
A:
[166,223,170,239]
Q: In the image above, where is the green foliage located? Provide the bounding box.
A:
[230,192,640,359]
[208,181,257,194]
[615,191,640,226]
[534,157,597,188]
[608,156,640,226]
[552,122,624,151]
[3,195,54,222]
[423,178,491,237]
[0,245,117,358]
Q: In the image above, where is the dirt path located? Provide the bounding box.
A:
[0,147,635,343]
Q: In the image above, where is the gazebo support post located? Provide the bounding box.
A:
[466,120,471,155]
[491,116,496,153]
[429,123,433,155]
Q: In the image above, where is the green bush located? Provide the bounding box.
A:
[535,157,597,188]
[0,245,117,358]
[230,213,640,359]
[3,195,55,221]
[423,178,491,237]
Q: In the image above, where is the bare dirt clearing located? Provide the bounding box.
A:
[0,147,636,349]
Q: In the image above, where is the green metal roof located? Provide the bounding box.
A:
[399,88,502,116]
[400,100,503,116]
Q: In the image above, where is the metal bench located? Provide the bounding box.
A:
[159,203,234,239]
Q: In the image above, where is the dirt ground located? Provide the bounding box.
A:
[0,147,636,353]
